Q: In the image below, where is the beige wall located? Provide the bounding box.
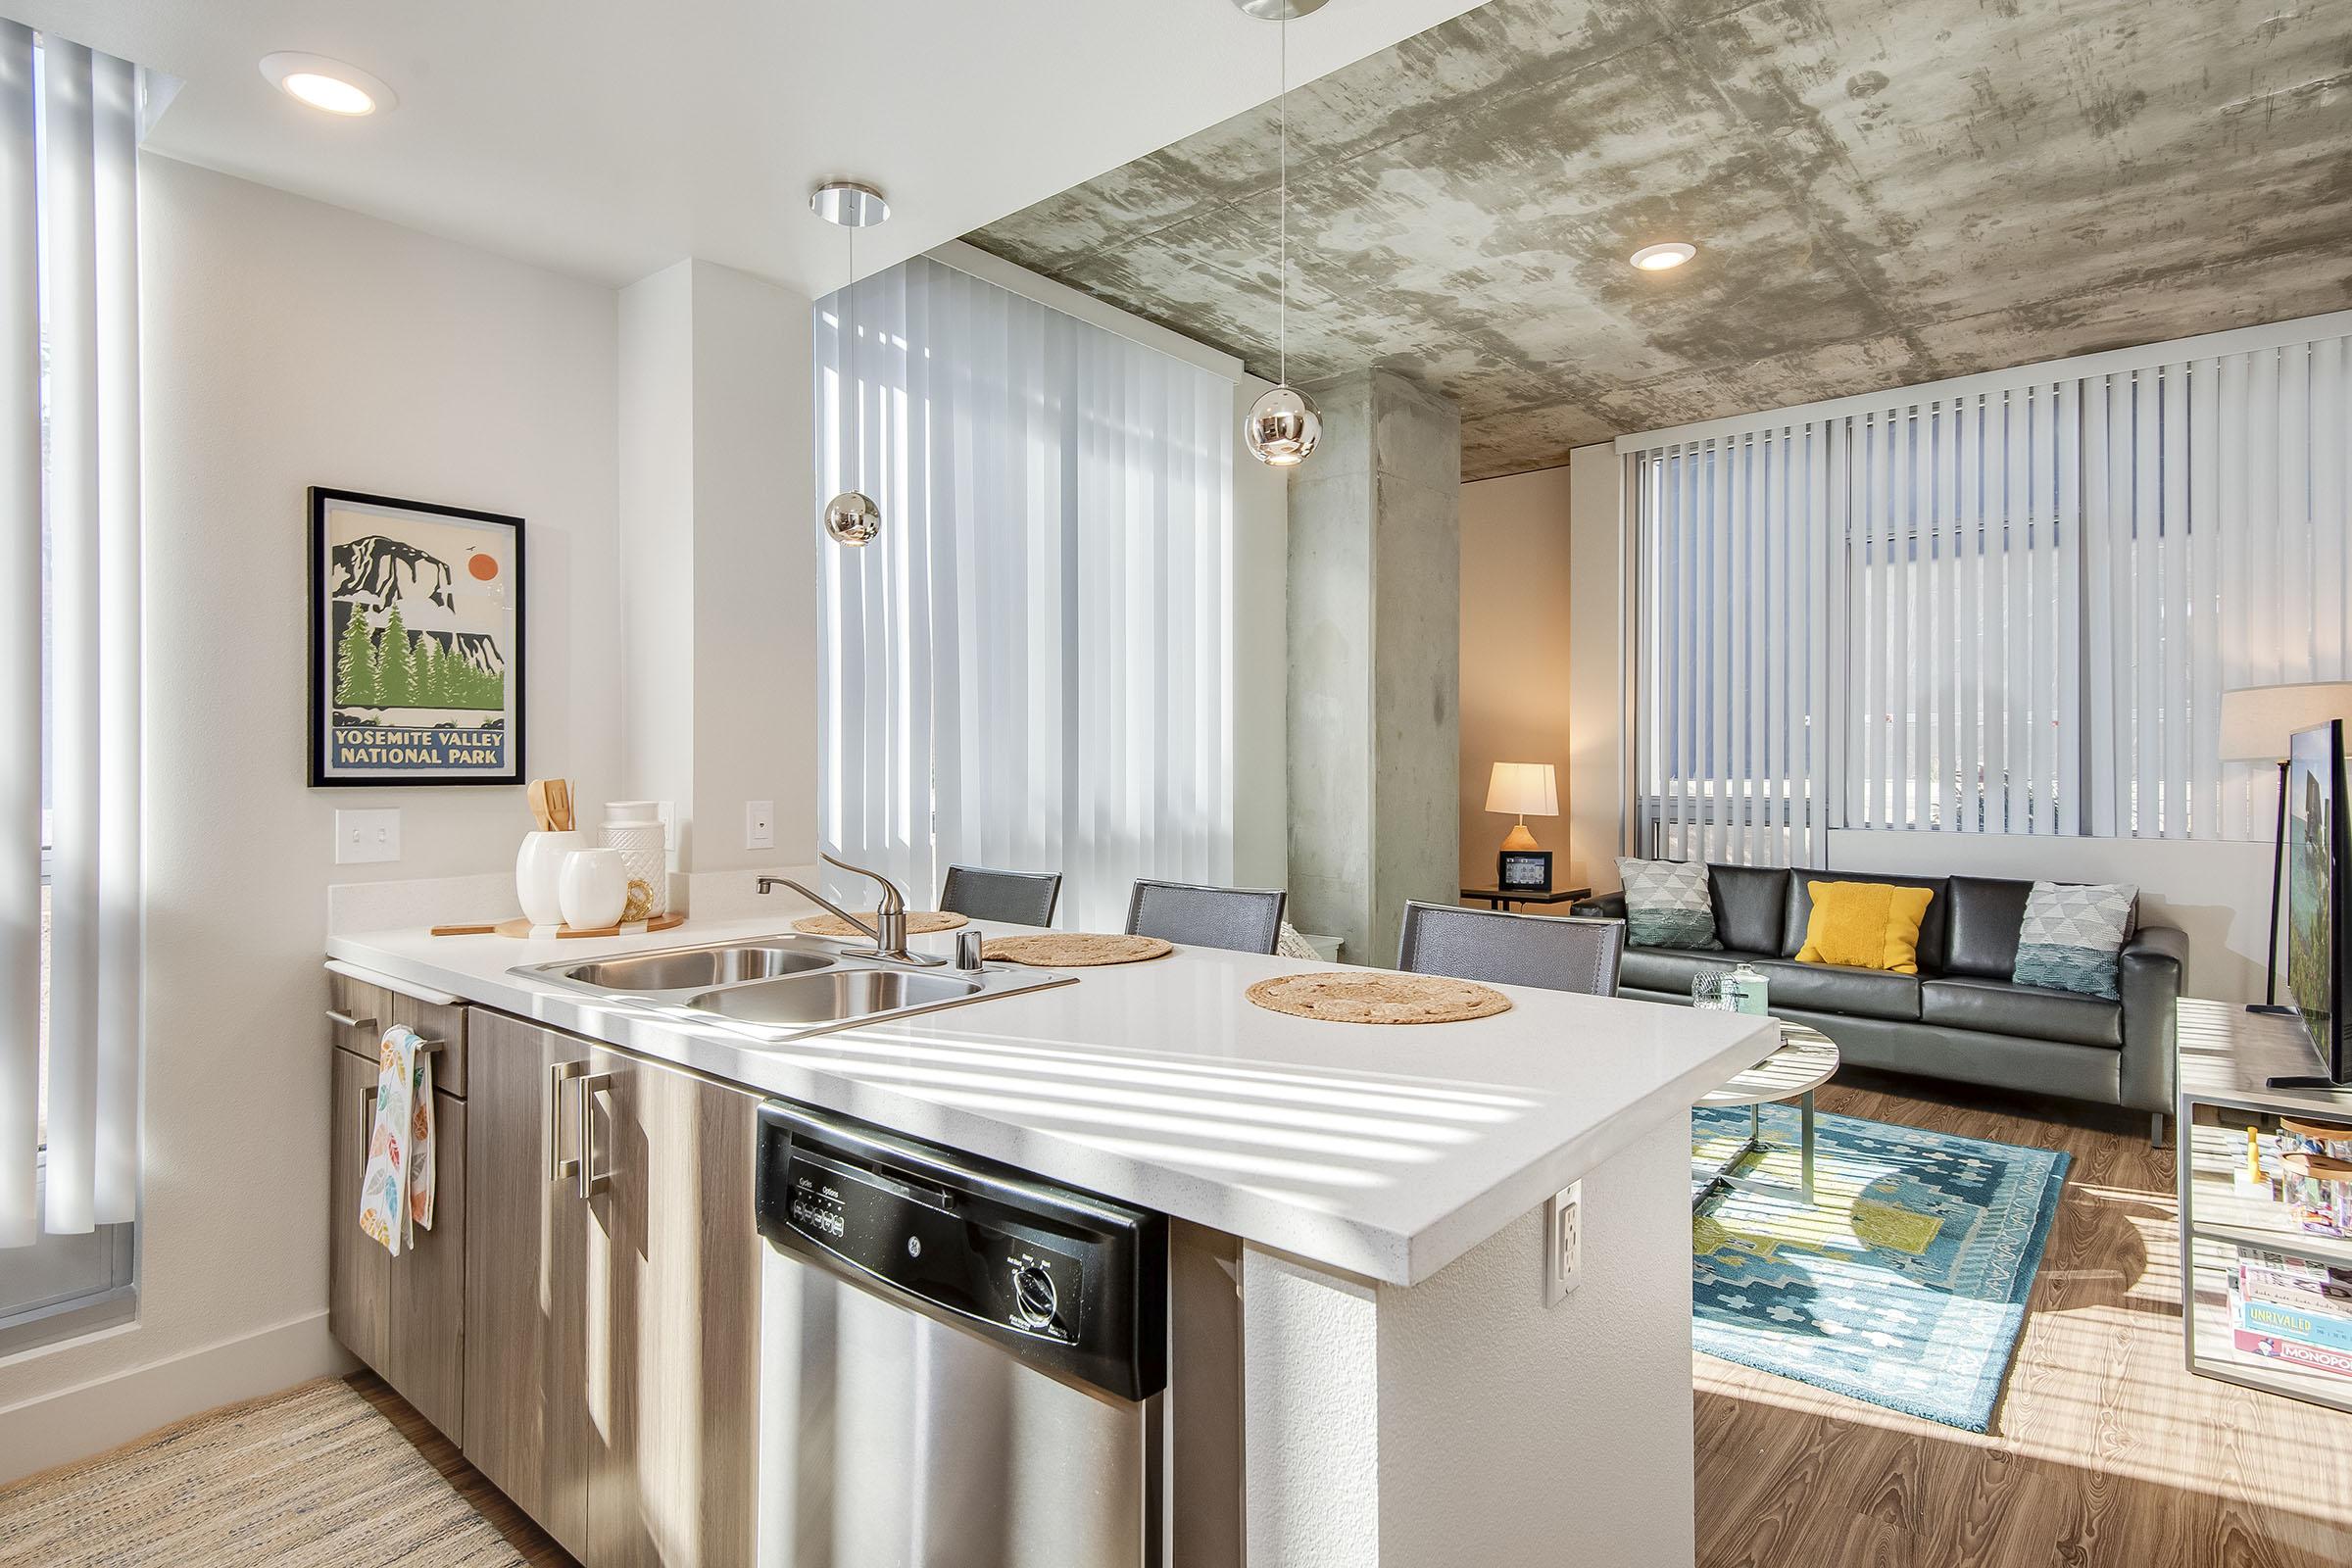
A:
[1565,444,1626,892]
[1458,467,1576,888]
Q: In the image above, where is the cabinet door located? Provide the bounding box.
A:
[327,1049,388,1368]
[583,1047,763,1568]
[383,1089,467,1439]
[464,1010,595,1559]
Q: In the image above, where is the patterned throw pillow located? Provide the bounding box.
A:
[2011,881,2138,1000]
[1616,858,1722,951]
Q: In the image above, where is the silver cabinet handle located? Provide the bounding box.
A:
[360,1086,378,1170]
[330,1010,448,1061]
[546,1060,586,1184]
[575,1072,614,1200]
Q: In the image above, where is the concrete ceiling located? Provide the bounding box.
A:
[966,0,2352,480]
[19,0,1488,294]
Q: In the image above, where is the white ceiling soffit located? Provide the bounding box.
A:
[22,0,1488,294]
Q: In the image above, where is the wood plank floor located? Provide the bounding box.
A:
[1697,1069,2352,1568]
[352,1071,2352,1568]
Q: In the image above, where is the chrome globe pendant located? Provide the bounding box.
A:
[823,490,882,546]
[1247,384,1320,467]
[815,179,892,545]
[1241,0,1319,466]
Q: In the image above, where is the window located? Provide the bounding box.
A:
[813,256,1236,930]
[2,26,144,1350]
[1629,318,2352,862]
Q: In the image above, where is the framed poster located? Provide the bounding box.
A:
[309,487,524,787]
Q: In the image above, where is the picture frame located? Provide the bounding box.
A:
[1497,849,1552,891]
[308,487,525,787]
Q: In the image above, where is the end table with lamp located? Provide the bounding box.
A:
[1485,760,1564,893]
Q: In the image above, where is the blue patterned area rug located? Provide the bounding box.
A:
[1691,1104,2070,1433]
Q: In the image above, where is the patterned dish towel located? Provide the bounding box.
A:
[359,1025,435,1256]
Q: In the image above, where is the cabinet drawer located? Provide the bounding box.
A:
[325,967,469,1098]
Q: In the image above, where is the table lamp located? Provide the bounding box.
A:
[2221,682,2352,1015]
[1485,761,1559,852]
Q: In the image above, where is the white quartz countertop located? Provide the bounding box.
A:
[326,914,1777,1286]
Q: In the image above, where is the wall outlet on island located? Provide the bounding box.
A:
[1544,1180,1581,1306]
[334,808,401,865]
[745,800,774,851]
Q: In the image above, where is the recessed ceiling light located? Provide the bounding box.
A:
[259,53,395,117]
[1630,242,1697,272]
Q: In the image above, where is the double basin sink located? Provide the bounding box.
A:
[514,934,1070,1039]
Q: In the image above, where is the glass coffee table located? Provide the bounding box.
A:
[1692,1019,1839,1207]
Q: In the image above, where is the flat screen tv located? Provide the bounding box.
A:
[2278,718,2352,1088]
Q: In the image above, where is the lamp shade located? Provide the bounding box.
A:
[1485,761,1559,817]
[2219,683,2352,762]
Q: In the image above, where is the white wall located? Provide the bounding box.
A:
[1457,468,1575,886]
[617,259,818,877]
[0,156,626,1478]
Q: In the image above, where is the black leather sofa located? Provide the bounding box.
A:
[1573,865,2188,1140]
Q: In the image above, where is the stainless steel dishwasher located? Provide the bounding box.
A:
[753,1101,1172,1568]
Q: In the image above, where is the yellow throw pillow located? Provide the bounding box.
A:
[1794,880,1935,974]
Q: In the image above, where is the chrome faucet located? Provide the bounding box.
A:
[758,853,947,967]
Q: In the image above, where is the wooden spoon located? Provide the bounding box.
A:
[526,778,555,833]
[551,778,573,832]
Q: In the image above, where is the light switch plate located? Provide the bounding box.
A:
[1544,1180,1581,1306]
[334,808,401,865]
[745,800,774,851]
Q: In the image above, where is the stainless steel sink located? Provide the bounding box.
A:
[552,943,837,994]
[512,934,1072,1041]
[683,968,986,1026]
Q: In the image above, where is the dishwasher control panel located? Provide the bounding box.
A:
[755,1101,1167,1401]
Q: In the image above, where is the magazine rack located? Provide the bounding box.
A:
[2178,999,2352,1412]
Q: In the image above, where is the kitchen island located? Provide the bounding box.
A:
[327,911,1776,1567]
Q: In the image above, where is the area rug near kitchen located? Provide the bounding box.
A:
[1690,1105,2070,1433]
[0,1377,525,1567]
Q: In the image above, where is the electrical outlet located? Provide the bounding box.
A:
[1544,1180,1582,1305]
[745,800,774,851]
[334,808,401,865]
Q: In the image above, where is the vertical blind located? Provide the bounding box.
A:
[1629,318,2352,863]
[814,256,1235,931]
[2,28,142,1249]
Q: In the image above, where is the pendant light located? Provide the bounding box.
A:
[813,179,891,545]
[1238,0,1324,466]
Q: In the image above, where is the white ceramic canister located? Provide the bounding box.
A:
[559,847,630,930]
[602,804,668,918]
[515,830,588,927]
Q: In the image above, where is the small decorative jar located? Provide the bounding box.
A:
[1723,961,1771,1016]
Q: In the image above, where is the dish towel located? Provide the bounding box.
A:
[359,1025,435,1256]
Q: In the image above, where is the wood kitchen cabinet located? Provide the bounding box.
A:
[463,1008,763,1567]
[324,971,468,1440]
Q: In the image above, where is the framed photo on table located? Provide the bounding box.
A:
[308,487,525,787]
[1497,849,1552,892]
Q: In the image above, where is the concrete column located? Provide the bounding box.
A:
[1286,368,1461,965]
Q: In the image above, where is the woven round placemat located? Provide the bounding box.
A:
[981,933,1174,966]
[1245,970,1511,1024]
[792,909,969,938]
